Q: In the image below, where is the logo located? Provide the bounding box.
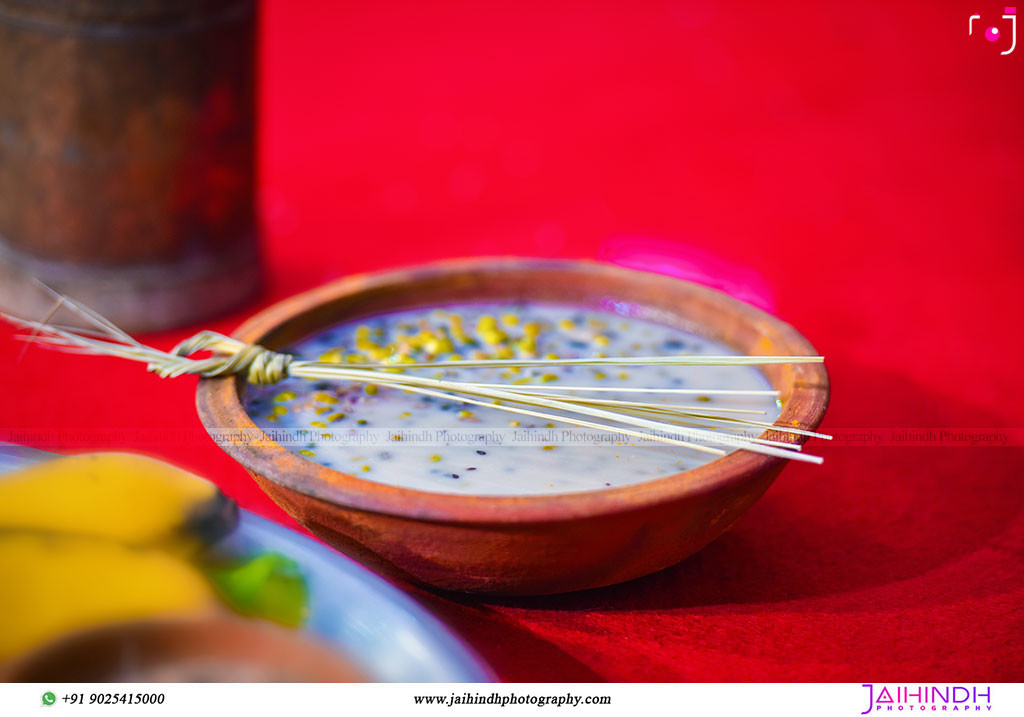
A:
[41,692,56,706]
[860,684,993,713]
[970,8,1017,55]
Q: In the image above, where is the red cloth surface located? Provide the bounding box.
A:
[2,0,1022,681]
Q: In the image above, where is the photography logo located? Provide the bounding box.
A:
[970,8,1017,54]
[860,684,993,713]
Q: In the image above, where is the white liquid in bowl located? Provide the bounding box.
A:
[244,303,781,496]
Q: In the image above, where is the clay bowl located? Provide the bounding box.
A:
[3,616,366,682]
[196,258,829,595]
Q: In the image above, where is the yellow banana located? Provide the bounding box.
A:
[0,533,217,661]
[0,452,236,551]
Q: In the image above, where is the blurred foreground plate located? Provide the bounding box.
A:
[0,443,493,683]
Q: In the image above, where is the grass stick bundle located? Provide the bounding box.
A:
[3,289,830,465]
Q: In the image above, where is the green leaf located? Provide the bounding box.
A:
[204,552,308,628]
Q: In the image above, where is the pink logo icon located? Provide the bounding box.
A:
[970,8,1017,54]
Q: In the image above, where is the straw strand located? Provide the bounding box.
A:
[2,290,829,465]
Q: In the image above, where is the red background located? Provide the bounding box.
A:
[2,0,1023,681]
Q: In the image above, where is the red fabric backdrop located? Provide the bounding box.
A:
[2,0,1023,681]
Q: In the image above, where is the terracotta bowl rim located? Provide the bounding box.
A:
[0,615,365,682]
[195,257,829,524]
